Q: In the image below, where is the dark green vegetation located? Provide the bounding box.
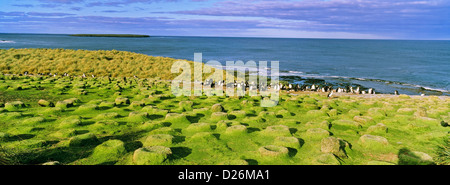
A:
[69,34,150,38]
[0,73,448,165]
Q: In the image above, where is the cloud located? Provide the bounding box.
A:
[12,4,35,8]
[170,0,450,37]
[2,0,449,39]
[70,7,83,11]
[86,0,181,7]
[100,10,127,13]
[38,0,84,4]
[27,12,76,17]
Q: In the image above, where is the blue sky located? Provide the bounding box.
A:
[0,0,449,39]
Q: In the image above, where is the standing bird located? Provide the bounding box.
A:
[327,91,333,99]
[394,90,399,95]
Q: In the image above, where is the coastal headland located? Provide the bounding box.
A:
[0,48,448,165]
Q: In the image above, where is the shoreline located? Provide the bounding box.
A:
[2,72,449,98]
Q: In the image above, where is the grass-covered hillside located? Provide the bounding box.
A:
[0,48,196,79]
[0,74,448,165]
[0,49,448,165]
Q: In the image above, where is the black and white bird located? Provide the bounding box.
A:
[327,91,333,99]
[394,90,399,95]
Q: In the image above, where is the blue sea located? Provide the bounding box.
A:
[0,33,449,95]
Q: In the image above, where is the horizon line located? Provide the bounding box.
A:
[1,32,449,41]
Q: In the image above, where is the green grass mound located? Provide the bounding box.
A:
[37,99,53,107]
[87,99,104,105]
[397,108,416,115]
[90,139,127,164]
[188,132,217,142]
[0,132,11,141]
[164,113,190,125]
[99,101,115,109]
[224,125,247,135]
[327,109,338,117]
[210,112,229,121]
[184,123,212,134]
[75,104,98,113]
[398,149,435,165]
[366,123,388,134]
[59,117,83,128]
[406,123,431,132]
[69,133,99,147]
[5,101,25,111]
[320,137,348,158]
[115,97,130,105]
[358,134,389,147]
[332,119,362,129]
[229,110,247,118]
[21,117,46,125]
[178,101,193,111]
[127,111,149,123]
[0,112,23,119]
[130,101,145,108]
[262,125,291,137]
[306,110,328,117]
[142,106,169,116]
[211,103,225,112]
[305,121,330,130]
[14,139,49,149]
[95,112,120,120]
[93,120,120,126]
[55,101,70,109]
[274,136,301,149]
[132,146,172,165]
[49,129,77,138]
[304,128,330,139]
[137,121,164,131]
[142,134,174,147]
[150,127,177,135]
[353,116,375,125]
[40,107,64,115]
[315,153,341,165]
[258,145,289,158]
[63,98,81,105]
[258,111,276,118]
[276,109,292,118]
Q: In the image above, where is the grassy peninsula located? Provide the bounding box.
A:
[0,48,189,79]
[0,49,448,165]
[70,34,150,37]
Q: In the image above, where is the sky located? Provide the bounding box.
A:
[0,0,449,39]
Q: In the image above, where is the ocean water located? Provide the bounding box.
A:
[0,33,449,95]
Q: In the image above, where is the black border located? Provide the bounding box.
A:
[0,165,447,184]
